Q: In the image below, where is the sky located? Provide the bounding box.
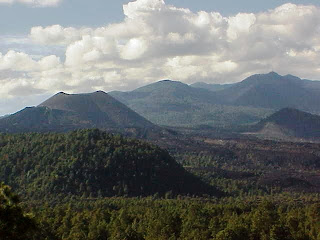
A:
[1,0,320,115]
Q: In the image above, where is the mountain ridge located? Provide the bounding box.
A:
[110,72,320,128]
[214,72,320,111]
[2,72,320,132]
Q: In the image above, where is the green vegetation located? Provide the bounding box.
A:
[0,129,218,199]
[214,72,320,112]
[0,129,319,239]
[22,198,320,240]
[0,183,37,240]
[2,72,320,239]
[109,80,273,128]
[110,72,320,128]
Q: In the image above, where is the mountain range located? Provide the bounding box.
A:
[110,72,320,128]
[109,79,272,128]
[1,72,320,137]
[0,72,320,200]
[212,72,320,111]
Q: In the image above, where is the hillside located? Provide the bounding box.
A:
[215,72,320,112]
[110,80,217,107]
[110,72,320,128]
[247,108,320,141]
[0,91,156,133]
[0,129,221,199]
[190,82,234,92]
[109,80,272,127]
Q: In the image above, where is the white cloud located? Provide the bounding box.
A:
[0,0,62,7]
[64,35,116,67]
[123,0,166,19]
[227,13,256,40]
[119,38,148,60]
[30,25,92,45]
[2,0,320,111]
[0,50,37,71]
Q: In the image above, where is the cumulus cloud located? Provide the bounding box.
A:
[30,25,92,45]
[2,0,320,110]
[0,50,64,98]
[119,38,148,60]
[0,0,62,7]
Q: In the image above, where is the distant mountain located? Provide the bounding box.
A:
[247,108,320,141]
[6,72,318,132]
[0,129,222,198]
[111,72,320,128]
[215,72,320,112]
[111,80,217,107]
[190,82,234,92]
[0,91,155,133]
[109,80,272,127]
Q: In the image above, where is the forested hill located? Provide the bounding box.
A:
[214,72,320,111]
[0,129,221,199]
[109,72,320,128]
[109,80,272,127]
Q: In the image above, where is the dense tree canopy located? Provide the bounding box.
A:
[0,129,218,199]
[30,198,320,240]
[0,129,319,239]
[0,183,37,240]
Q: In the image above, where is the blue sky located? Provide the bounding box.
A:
[1,0,320,115]
[1,0,320,34]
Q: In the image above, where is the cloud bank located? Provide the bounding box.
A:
[2,0,320,104]
[0,0,62,7]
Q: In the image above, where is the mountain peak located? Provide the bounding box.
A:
[267,71,280,76]
[158,79,173,82]
[252,71,282,80]
[92,90,107,94]
[156,79,186,85]
[56,91,68,96]
[0,91,156,133]
[132,79,189,93]
[241,72,303,86]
